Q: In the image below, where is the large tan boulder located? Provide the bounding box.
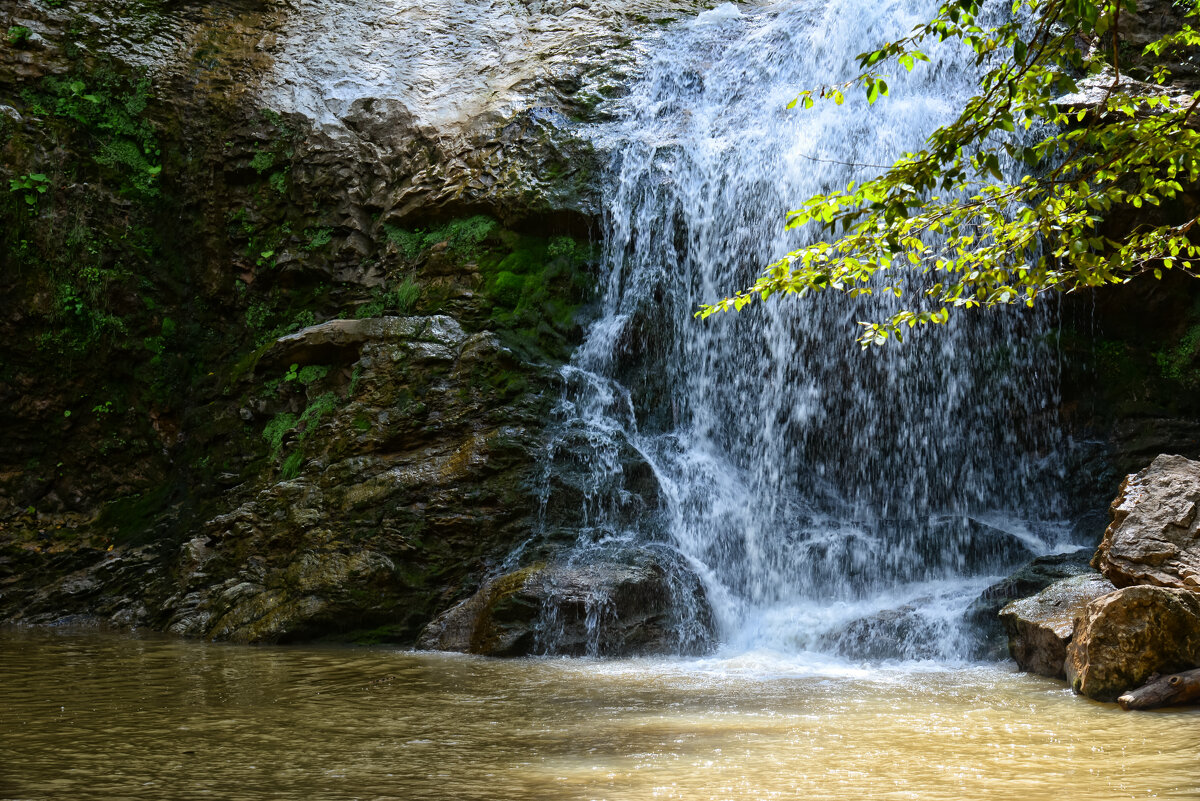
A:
[999,573,1116,679]
[1093,454,1200,591]
[1064,585,1200,700]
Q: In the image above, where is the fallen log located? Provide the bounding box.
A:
[1117,668,1200,710]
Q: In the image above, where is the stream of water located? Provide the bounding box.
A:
[529,0,1074,658]
[2,628,1198,801]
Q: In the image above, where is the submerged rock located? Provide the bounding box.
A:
[418,547,714,657]
[1065,585,1200,701]
[999,573,1116,679]
[1092,454,1200,592]
[823,605,944,660]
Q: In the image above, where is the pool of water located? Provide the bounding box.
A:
[1,627,1196,800]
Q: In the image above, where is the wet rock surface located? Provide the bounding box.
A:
[418,546,714,657]
[999,573,1116,679]
[965,548,1095,659]
[824,605,943,661]
[1065,585,1200,701]
[1093,454,1200,592]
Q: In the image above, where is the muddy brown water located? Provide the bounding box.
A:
[1,627,1197,800]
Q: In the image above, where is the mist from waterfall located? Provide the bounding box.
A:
[535,0,1076,660]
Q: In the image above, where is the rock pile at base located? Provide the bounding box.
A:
[1065,585,1200,700]
[1001,454,1200,703]
[966,548,1094,659]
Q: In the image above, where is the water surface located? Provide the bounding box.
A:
[2,628,1196,800]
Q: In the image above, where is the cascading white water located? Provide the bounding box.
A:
[537,0,1076,660]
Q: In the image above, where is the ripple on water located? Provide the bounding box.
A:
[2,628,1199,801]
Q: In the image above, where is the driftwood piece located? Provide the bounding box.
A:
[1117,668,1200,710]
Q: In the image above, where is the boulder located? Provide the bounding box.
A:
[1065,585,1200,700]
[999,573,1116,679]
[418,547,714,657]
[965,548,1094,659]
[1093,454,1200,591]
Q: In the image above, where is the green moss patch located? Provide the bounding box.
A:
[385,215,596,362]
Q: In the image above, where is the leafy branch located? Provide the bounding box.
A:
[698,0,1200,345]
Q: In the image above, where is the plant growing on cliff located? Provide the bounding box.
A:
[8,173,50,207]
[7,26,32,47]
[24,69,162,197]
[698,0,1200,345]
[385,215,498,262]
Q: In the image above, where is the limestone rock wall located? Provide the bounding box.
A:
[0,0,701,643]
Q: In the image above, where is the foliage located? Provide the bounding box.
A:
[386,215,498,262]
[1156,323,1200,384]
[478,230,596,360]
[262,412,298,459]
[241,108,300,201]
[249,149,275,174]
[383,216,592,358]
[1,64,174,373]
[355,278,422,318]
[297,364,330,385]
[300,392,338,431]
[384,224,425,260]
[8,173,50,207]
[347,364,365,397]
[7,26,32,47]
[393,277,421,312]
[25,70,161,197]
[697,0,1200,345]
[304,226,332,251]
[280,450,304,479]
[261,384,339,475]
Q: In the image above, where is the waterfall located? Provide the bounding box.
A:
[535,0,1073,660]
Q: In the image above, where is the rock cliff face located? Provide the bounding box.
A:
[0,0,705,644]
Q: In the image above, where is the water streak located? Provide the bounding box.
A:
[536,0,1073,658]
